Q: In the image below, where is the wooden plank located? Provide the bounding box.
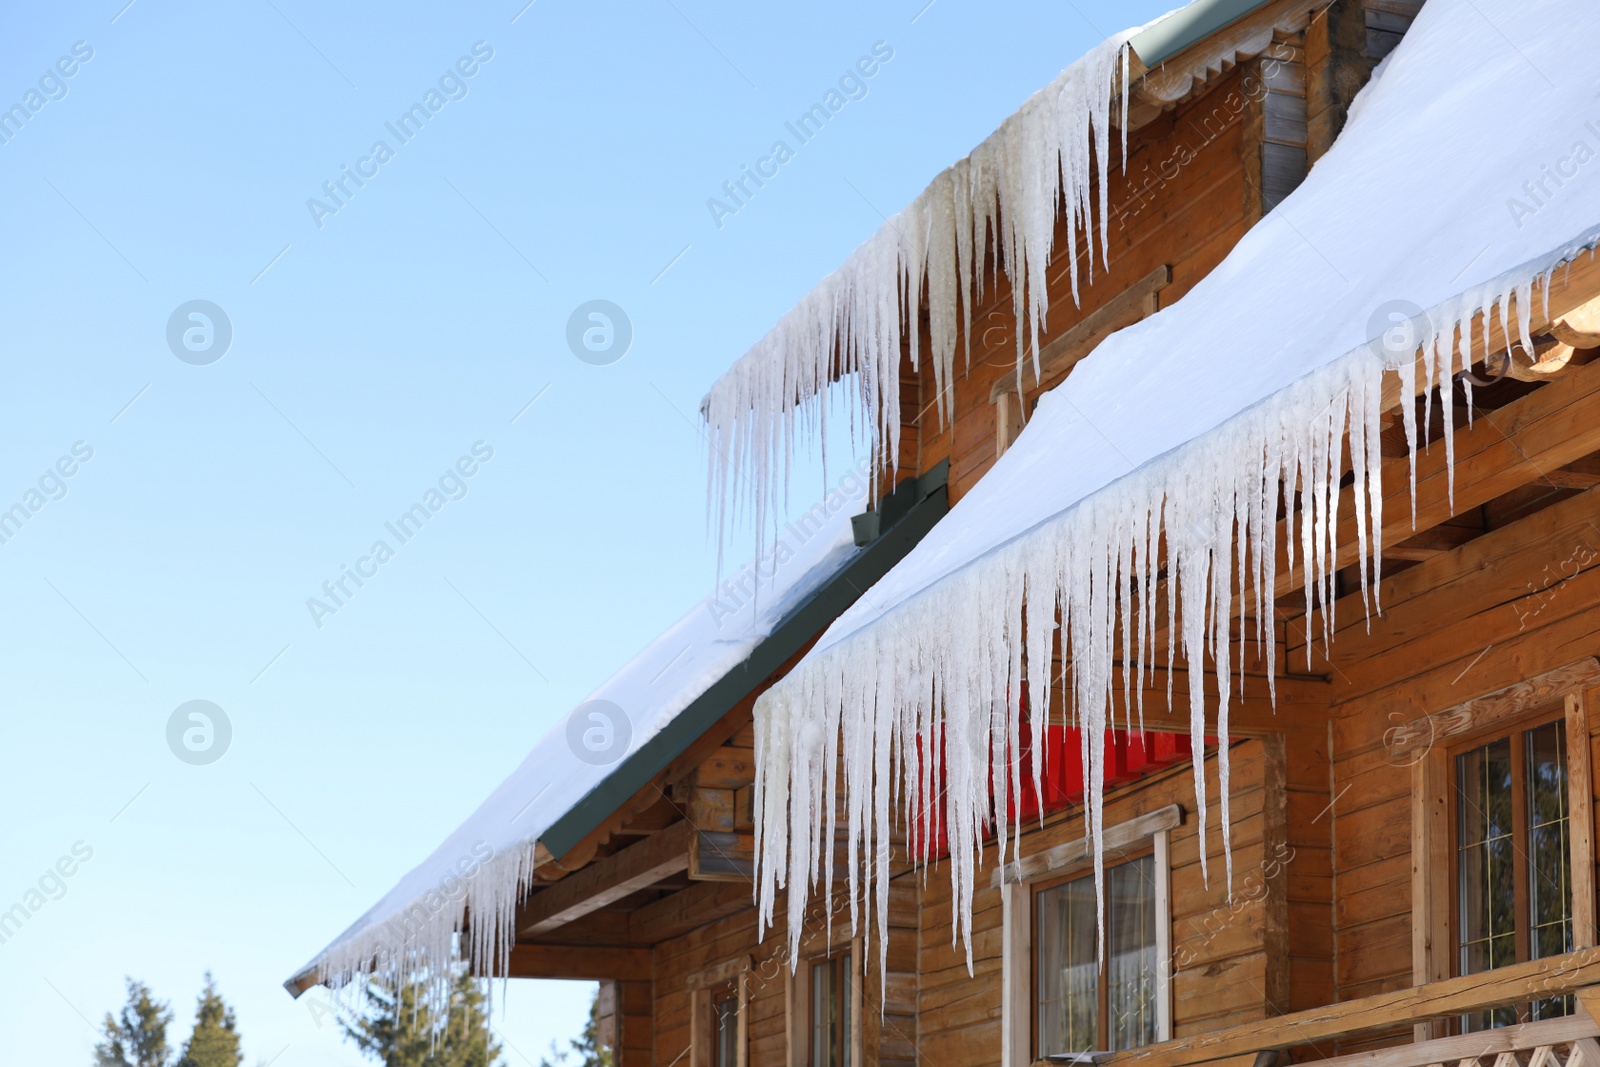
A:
[988,265,1172,404]
[1380,659,1600,765]
[630,880,753,944]
[689,830,754,882]
[1546,470,1600,490]
[694,746,755,789]
[1102,954,1600,1067]
[505,944,652,980]
[686,954,750,991]
[1298,1014,1600,1067]
[993,804,1184,886]
[1309,487,1600,700]
[1578,984,1600,1027]
[1411,744,1451,1040]
[1570,692,1598,950]
[520,820,692,936]
[1322,353,1600,600]
[688,787,735,832]
[1379,253,1600,412]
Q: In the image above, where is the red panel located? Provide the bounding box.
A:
[902,694,1200,861]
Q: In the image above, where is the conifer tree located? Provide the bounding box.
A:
[340,971,502,1067]
[176,973,243,1067]
[94,978,173,1067]
[538,989,610,1067]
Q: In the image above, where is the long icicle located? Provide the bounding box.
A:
[751,265,1566,980]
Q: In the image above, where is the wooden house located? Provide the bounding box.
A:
[288,1,1600,1066]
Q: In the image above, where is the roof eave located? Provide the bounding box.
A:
[538,461,950,858]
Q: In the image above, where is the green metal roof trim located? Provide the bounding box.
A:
[1130,0,1275,66]
[539,461,950,857]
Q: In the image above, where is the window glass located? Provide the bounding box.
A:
[1107,859,1158,1049]
[1036,855,1157,1057]
[1526,722,1572,1019]
[712,991,738,1067]
[1455,721,1572,1030]
[809,954,851,1067]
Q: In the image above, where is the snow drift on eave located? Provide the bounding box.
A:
[286,481,867,1009]
[701,17,1162,562]
[750,0,1600,982]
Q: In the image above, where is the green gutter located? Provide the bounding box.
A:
[1129,0,1275,67]
[540,461,949,858]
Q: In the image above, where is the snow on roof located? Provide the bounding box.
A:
[287,477,867,998]
[751,0,1600,978]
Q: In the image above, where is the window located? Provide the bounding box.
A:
[1000,804,1177,1067]
[1454,719,1574,1030]
[1409,663,1599,1043]
[690,959,747,1067]
[809,951,853,1067]
[1034,855,1160,1057]
[711,991,740,1067]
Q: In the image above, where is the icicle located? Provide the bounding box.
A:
[702,30,1139,564]
[748,259,1581,987]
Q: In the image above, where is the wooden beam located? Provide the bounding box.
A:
[992,804,1182,886]
[520,821,692,937]
[1101,954,1600,1067]
[1283,1015,1600,1067]
[1285,352,1600,600]
[1551,294,1600,347]
[629,879,753,945]
[1378,253,1600,411]
[1069,671,1332,737]
[1546,469,1600,490]
[504,944,651,981]
[1577,983,1600,1027]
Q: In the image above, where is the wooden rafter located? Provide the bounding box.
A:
[502,944,652,981]
[517,820,692,937]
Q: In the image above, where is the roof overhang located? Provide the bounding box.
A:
[539,461,949,858]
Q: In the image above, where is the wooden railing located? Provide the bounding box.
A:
[1096,950,1600,1067]
[1305,1017,1600,1067]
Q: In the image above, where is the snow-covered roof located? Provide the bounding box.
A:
[751,0,1600,974]
[286,480,868,997]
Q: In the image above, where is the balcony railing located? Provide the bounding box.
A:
[1304,1017,1600,1067]
[1095,950,1600,1067]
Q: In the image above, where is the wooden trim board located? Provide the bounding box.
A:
[992,803,1184,887]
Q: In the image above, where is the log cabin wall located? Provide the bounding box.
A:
[1321,480,1600,1054]
[912,741,1289,1065]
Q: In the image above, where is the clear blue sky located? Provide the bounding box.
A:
[0,0,1173,1063]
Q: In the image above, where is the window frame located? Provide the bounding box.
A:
[690,957,749,1067]
[808,950,853,1067]
[1445,714,1571,988]
[785,938,862,1067]
[1407,660,1599,1040]
[1028,843,1158,1055]
[1000,804,1178,1067]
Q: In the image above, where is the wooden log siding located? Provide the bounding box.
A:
[915,741,1289,1061]
[988,265,1172,458]
[902,65,1258,506]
